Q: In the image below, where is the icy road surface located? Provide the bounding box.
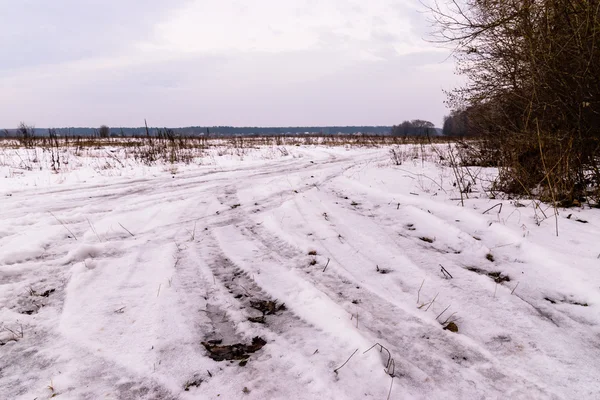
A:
[1,146,600,399]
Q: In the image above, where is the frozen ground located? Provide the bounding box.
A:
[1,143,600,399]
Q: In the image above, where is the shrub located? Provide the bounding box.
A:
[428,0,600,205]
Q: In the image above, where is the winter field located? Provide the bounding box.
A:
[1,138,599,399]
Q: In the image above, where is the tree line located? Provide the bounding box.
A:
[3,125,398,137]
[4,123,446,138]
[391,120,438,136]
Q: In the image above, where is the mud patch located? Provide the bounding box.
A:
[184,378,203,391]
[250,300,286,316]
[544,297,589,307]
[376,265,392,274]
[465,267,510,283]
[201,337,267,363]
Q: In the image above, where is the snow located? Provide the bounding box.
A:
[1,141,600,399]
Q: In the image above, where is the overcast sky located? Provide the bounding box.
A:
[0,0,458,128]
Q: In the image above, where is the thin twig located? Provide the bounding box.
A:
[511,282,520,295]
[491,242,515,249]
[87,218,102,242]
[187,220,197,241]
[386,358,395,377]
[425,293,439,311]
[446,144,465,206]
[363,342,397,378]
[441,312,457,325]
[387,375,394,400]
[440,264,453,279]
[105,150,124,167]
[363,343,393,369]
[119,223,134,237]
[49,211,77,240]
[397,168,448,193]
[417,279,425,304]
[436,304,451,320]
[333,348,358,374]
[536,120,559,237]
[322,258,330,273]
[482,203,503,215]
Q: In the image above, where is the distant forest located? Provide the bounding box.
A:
[1,124,443,137]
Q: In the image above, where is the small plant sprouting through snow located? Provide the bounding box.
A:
[376,265,392,274]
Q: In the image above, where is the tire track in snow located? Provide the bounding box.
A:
[226,171,559,398]
[195,230,388,399]
[1,150,373,399]
[326,174,600,398]
[205,184,520,398]
[4,147,589,399]
[182,181,398,399]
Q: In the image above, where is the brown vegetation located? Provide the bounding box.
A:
[429,0,600,205]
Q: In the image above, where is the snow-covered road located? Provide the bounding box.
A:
[1,145,600,399]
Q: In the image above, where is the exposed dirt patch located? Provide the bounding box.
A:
[376,265,392,274]
[247,316,266,323]
[544,297,589,307]
[184,378,203,391]
[465,267,510,283]
[444,322,459,333]
[250,300,286,315]
[201,337,267,363]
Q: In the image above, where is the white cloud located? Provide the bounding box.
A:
[146,0,432,58]
[0,0,458,128]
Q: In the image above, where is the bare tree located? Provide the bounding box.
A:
[426,0,600,205]
[99,125,110,138]
[17,122,35,147]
